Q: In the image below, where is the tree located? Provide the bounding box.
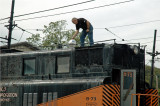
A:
[145,65,160,89]
[42,20,70,49]
[26,33,41,46]
[26,20,89,50]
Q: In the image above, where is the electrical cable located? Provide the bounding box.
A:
[108,35,160,43]
[18,31,24,43]
[0,41,7,44]
[94,19,160,29]
[0,22,7,24]
[3,20,160,36]
[0,0,95,21]
[16,26,35,35]
[142,40,160,44]
[9,18,160,31]
[14,0,134,22]
[13,27,160,44]
[108,19,160,29]
[127,36,160,41]
[145,61,151,65]
[14,28,160,43]
[127,37,154,41]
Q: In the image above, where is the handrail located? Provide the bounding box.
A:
[130,93,160,106]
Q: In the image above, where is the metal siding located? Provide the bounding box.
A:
[42,93,47,103]
[23,93,28,106]
[28,93,33,106]
[33,93,38,106]
[48,92,52,101]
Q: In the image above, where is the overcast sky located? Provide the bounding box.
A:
[0,0,160,68]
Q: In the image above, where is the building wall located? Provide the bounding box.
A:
[11,45,34,52]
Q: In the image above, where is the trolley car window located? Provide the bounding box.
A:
[123,72,133,89]
[57,56,70,73]
[23,58,36,75]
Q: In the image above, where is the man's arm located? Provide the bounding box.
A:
[86,20,90,32]
[72,30,79,39]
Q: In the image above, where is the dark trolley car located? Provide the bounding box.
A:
[0,43,148,106]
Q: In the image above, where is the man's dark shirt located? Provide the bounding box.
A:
[76,18,88,30]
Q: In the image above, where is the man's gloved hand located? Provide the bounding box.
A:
[86,29,89,32]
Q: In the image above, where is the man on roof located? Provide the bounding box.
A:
[71,18,94,47]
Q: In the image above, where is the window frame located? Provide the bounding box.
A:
[22,57,36,76]
[123,72,133,90]
[56,55,70,74]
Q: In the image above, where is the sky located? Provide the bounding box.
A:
[0,0,160,68]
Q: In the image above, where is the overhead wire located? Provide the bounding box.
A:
[0,0,136,36]
[16,26,35,35]
[108,19,160,29]
[0,41,7,43]
[127,36,160,41]
[0,0,95,21]
[127,37,154,41]
[0,0,159,31]
[13,28,160,43]
[18,31,25,43]
[94,19,160,30]
[145,60,151,66]
[0,22,7,24]
[142,40,160,44]
[8,18,160,31]
[14,0,134,22]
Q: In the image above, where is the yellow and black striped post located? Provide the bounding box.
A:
[145,89,158,106]
[102,84,120,106]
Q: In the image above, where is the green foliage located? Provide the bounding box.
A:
[145,65,160,89]
[42,20,67,47]
[26,20,89,49]
[26,34,41,46]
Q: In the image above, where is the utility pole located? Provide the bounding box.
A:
[7,0,16,49]
[147,30,157,88]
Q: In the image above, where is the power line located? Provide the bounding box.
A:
[16,25,35,35]
[13,27,160,43]
[108,19,160,29]
[2,19,160,31]
[13,28,160,43]
[127,37,153,41]
[0,37,8,40]
[0,0,95,21]
[95,19,160,29]
[145,61,151,66]
[116,36,160,43]
[0,22,7,24]
[1,2,160,30]
[14,0,134,22]
[18,31,25,43]
[0,18,9,22]
[142,40,160,44]
[127,36,160,41]
[96,28,160,42]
